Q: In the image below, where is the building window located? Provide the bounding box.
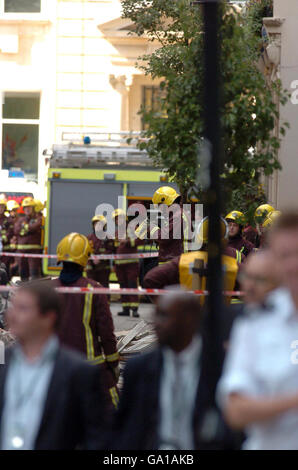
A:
[4,0,41,13]
[2,92,40,180]
[142,86,163,130]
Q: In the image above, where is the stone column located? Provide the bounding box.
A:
[265,1,298,209]
[109,74,133,131]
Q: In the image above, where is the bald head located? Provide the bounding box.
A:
[240,250,280,305]
[155,289,202,353]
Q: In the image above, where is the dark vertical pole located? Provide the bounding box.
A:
[192,0,224,446]
[203,0,223,400]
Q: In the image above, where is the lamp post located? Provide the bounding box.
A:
[192,0,224,446]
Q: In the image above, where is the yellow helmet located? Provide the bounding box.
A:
[263,210,282,229]
[112,208,127,219]
[0,196,7,208]
[22,197,35,208]
[196,216,228,244]
[254,204,275,222]
[56,233,92,268]
[7,200,20,212]
[92,214,107,225]
[152,186,180,206]
[34,200,44,213]
[225,210,245,225]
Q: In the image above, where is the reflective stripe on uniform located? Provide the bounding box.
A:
[115,259,139,265]
[17,244,42,250]
[109,386,119,409]
[231,298,243,305]
[106,352,120,362]
[88,355,106,365]
[158,260,171,266]
[236,250,242,264]
[137,245,158,252]
[122,302,139,308]
[82,285,95,360]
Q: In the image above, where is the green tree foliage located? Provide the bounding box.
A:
[122,0,288,218]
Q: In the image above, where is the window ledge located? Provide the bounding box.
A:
[0,16,51,26]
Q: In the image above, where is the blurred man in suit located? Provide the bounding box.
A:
[109,289,228,450]
[0,282,109,450]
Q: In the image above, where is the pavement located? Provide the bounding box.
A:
[110,302,154,332]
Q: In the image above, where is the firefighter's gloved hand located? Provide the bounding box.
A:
[20,223,29,236]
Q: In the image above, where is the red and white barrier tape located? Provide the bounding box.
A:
[0,251,159,260]
[0,285,244,296]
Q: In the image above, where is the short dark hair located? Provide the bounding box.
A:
[269,212,298,242]
[18,281,61,330]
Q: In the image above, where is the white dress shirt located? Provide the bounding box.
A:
[0,336,59,450]
[159,335,202,450]
[217,287,298,450]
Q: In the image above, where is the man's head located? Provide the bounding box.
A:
[225,211,244,238]
[155,289,202,353]
[7,282,61,343]
[227,221,240,238]
[268,212,298,293]
[23,206,33,216]
[239,250,280,305]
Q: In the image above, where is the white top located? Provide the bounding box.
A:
[217,288,298,450]
[0,336,58,450]
[159,335,202,450]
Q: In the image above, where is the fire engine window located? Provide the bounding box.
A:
[3,93,40,120]
[2,124,39,177]
[4,0,41,12]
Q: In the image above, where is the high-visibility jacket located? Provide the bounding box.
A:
[179,250,238,303]
[51,275,120,408]
[144,246,242,304]
[51,276,119,369]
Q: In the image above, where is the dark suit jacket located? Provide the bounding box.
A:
[0,344,109,450]
[109,344,237,450]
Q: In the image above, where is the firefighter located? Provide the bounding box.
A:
[112,208,140,318]
[2,200,20,280]
[254,203,275,248]
[86,215,113,287]
[260,210,282,247]
[51,232,120,409]
[0,197,11,272]
[144,217,243,305]
[150,186,190,264]
[225,210,254,256]
[14,197,42,281]
[34,200,45,277]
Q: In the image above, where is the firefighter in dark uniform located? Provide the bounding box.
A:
[144,217,243,305]
[150,186,190,264]
[5,200,20,279]
[51,232,120,409]
[14,197,42,281]
[225,210,254,257]
[112,208,140,318]
[0,197,15,279]
[86,215,113,287]
[34,199,45,277]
